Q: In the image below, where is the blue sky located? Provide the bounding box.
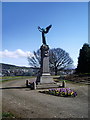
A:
[1,2,88,67]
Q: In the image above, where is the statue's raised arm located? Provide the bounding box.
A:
[38,25,52,45]
[44,25,52,33]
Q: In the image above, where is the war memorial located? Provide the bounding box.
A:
[26,25,65,89]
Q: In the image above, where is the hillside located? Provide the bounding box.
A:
[0,63,31,70]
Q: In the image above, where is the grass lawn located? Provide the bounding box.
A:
[0,76,35,82]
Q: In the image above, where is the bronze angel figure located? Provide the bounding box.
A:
[38,25,52,45]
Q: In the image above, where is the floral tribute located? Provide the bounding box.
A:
[39,88,77,97]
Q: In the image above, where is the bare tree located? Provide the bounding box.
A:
[49,48,73,75]
[27,49,41,69]
[27,48,73,75]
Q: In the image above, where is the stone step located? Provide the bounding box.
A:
[36,83,62,89]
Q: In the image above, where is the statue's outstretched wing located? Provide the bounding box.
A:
[38,26,42,32]
[45,25,52,33]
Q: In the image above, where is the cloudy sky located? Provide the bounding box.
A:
[1,2,88,67]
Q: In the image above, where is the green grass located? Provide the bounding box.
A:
[1,76,34,79]
[53,78,87,86]
[0,76,36,83]
[2,112,15,118]
[53,78,76,84]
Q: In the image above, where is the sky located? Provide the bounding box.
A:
[1,2,88,67]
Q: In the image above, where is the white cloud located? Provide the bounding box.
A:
[0,49,34,58]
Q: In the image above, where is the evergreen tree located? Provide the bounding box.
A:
[76,43,90,73]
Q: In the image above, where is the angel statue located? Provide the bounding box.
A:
[38,25,52,45]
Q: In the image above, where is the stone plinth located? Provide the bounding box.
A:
[40,74,54,84]
[40,45,49,74]
[39,44,54,84]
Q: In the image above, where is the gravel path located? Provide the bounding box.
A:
[1,78,88,118]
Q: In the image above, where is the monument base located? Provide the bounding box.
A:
[40,73,54,84]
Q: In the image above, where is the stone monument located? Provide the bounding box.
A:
[38,25,54,84]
